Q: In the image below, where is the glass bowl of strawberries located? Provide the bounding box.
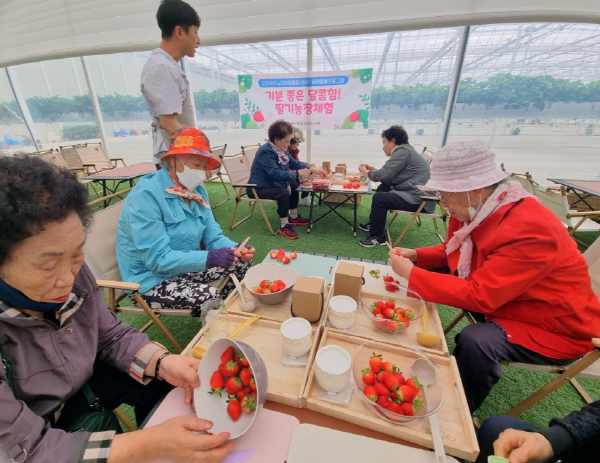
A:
[243,263,299,304]
[350,339,444,424]
[360,283,426,333]
[194,337,268,439]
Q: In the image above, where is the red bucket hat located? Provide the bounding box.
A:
[161,127,221,170]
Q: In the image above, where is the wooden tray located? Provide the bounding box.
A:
[225,284,332,328]
[184,314,321,408]
[302,330,479,461]
[328,261,448,356]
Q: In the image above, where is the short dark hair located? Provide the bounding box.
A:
[157,0,201,39]
[381,125,409,145]
[290,138,299,145]
[0,156,91,267]
[268,120,293,143]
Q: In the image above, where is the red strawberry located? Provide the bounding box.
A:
[363,385,378,402]
[362,368,376,385]
[236,389,247,400]
[249,376,257,391]
[389,391,398,401]
[382,361,395,373]
[270,251,277,259]
[399,401,415,416]
[406,377,422,393]
[352,183,360,189]
[239,368,252,386]
[385,284,400,292]
[395,316,410,330]
[290,251,297,259]
[385,300,395,309]
[372,307,382,316]
[376,395,391,409]
[221,346,235,363]
[209,370,225,396]
[383,372,400,391]
[387,402,403,414]
[269,283,279,293]
[383,307,395,319]
[236,352,250,368]
[282,256,291,264]
[376,301,386,310]
[225,376,243,395]
[398,384,416,402]
[374,382,391,397]
[252,286,263,294]
[253,111,264,122]
[369,353,383,373]
[383,320,399,332]
[275,279,286,288]
[383,275,394,282]
[394,307,404,317]
[277,250,285,261]
[219,360,240,377]
[404,309,415,320]
[412,396,424,409]
[227,397,241,421]
[241,394,257,413]
[393,372,406,386]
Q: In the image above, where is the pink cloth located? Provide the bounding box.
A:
[446,181,538,279]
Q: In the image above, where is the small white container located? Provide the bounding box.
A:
[315,345,352,394]
[280,318,312,359]
[328,295,357,329]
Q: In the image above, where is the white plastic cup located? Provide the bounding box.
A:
[315,345,352,394]
[280,317,312,359]
[328,295,357,329]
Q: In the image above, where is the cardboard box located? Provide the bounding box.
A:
[333,261,364,302]
[335,163,347,175]
[292,276,325,323]
[322,161,331,174]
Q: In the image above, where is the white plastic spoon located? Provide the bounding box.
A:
[231,274,256,312]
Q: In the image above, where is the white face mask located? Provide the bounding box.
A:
[177,161,206,190]
[466,191,483,222]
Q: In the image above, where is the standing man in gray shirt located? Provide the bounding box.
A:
[141,0,200,168]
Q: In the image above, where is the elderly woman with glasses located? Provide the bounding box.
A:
[387,140,600,414]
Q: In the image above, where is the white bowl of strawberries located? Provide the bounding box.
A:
[360,283,426,333]
[350,340,444,424]
[244,262,299,305]
[194,338,268,439]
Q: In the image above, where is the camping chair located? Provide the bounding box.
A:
[500,163,533,193]
[527,174,600,247]
[220,152,277,235]
[205,144,230,209]
[61,142,126,174]
[241,143,260,166]
[502,236,600,417]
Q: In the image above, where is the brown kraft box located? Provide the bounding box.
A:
[322,161,331,174]
[291,276,325,323]
[333,261,364,302]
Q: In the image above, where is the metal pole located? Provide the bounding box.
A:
[80,56,111,155]
[306,38,313,164]
[6,67,41,150]
[440,26,470,147]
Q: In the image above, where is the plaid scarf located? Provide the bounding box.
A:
[166,170,210,208]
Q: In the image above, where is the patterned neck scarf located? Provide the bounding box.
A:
[166,169,210,208]
[445,181,538,279]
[268,140,289,165]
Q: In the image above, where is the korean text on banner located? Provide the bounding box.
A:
[238,70,373,131]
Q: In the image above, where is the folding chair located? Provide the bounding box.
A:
[502,236,600,417]
[220,152,277,235]
[527,175,600,247]
[205,144,230,209]
[241,143,260,166]
[61,142,126,174]
[500,163,533,193]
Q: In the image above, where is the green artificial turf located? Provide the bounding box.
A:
[107,180,600,436]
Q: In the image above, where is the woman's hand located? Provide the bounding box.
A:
[158,355,201,406]
[392,247,417,262]
[388,252,414,280]
[311,167,327,177]
[493,429,554,463]
[358,164,368,175]
[151,417,233,463]
[234,245,255,263]
[298,168,311,177]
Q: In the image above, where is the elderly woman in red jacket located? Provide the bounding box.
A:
[388,140,600,413]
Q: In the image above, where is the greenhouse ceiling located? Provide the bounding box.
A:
[1,0,600,67]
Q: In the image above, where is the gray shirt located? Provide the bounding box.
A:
[368,144,435,213]
[141,48,195,163]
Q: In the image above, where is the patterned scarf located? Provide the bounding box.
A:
[166,170,210,208]
[268,140,289,165]
[446,181,538,279]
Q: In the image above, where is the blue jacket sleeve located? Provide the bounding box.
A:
[128,188,210,274]
[287,156,308,171]
[256,150,297,183]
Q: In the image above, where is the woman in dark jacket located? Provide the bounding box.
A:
[247,120,325,239]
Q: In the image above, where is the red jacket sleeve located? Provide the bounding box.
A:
[409,231,559,315]
[415,243,448,269]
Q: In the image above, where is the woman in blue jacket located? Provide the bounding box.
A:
[247,120,326,239]
[117,127,254,316]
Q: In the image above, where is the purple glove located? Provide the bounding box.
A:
[207,247,235,269]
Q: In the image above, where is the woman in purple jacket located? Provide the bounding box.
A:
[0,156,232,463]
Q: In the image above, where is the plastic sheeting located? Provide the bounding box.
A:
[1,0,600,67]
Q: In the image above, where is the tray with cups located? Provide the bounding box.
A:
[302,329,479,461]
[325,282,449,357]
[185,314,321,408]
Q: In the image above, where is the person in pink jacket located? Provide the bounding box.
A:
[387,140,600,413]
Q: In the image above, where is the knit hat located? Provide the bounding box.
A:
[161,127,221,170]
[418,140,507,192]
[292,127,305,143]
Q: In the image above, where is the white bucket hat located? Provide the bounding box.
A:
[418,140,507,192]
